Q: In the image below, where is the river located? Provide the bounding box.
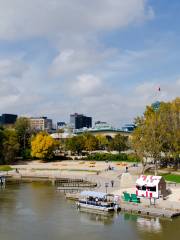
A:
[0,182,179,240]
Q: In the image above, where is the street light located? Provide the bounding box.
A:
[105,183,109,194]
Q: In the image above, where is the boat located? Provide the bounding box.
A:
[76,191,120,213]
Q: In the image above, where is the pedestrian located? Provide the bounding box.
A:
[125,166,128,173]
[111,180,114,188]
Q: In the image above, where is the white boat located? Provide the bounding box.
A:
[77,191,120,212]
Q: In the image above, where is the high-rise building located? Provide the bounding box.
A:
[57,122,66,129]
[70,113,92,129]
[29,116,52,132]
[0,113,17,126]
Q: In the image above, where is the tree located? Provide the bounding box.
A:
[131,118,149,174]
[2,129,20,164]
[65,135,85,155]
[83,133,99,152]
[0,127,5,163]
[15,117,31,158]
[31,132,57,160]
[110,134,129,153]
[132,97,180,174]
[96,135,109,150]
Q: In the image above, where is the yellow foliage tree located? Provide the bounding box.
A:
[31,132,57,159]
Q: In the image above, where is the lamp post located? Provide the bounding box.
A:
[105,183,109,194]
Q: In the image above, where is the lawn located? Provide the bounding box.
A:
[0,165,13,171]
[161,173,180,183]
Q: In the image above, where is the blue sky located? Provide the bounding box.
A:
[0,0,179,127]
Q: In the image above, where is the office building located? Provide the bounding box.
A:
[0,113,17,126]
[70,113,92,129]
[57,122,66,129]
[30,116,53,132]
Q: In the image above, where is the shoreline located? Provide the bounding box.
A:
[1,160,180,218]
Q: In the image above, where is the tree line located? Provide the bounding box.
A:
[0,97,179,171]
[0,118,129,163]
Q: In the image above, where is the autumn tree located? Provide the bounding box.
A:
[31,132,57,160]
[131,117,149,174]
[132,97,180,174]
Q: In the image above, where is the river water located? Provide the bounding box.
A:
[0,182,179,240]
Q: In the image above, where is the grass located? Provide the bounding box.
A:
[161,173,180,183]
[0,165,13,171]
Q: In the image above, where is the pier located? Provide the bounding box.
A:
[119,203,180,218]
[56,178,97,193]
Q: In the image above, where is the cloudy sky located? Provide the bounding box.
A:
[0,0,179,127]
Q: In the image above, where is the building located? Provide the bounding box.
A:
[0,113,17,126]
[74,122,132,139]
[57,122,66,129]
[136,175,166,199]
[121,124,136,132]
[70,113,92,129]
[29,117,53,132]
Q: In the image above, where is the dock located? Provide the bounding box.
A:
[56,180,97,193]
[120,203,180,218]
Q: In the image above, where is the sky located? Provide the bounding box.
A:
[0,0,180,127]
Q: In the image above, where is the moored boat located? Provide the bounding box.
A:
[77,191,120,212]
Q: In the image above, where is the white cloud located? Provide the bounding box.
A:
[0,57,28,78]
[71,74,102,96]
[0,0,153,40]
[49,48,115,77]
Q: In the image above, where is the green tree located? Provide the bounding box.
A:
[15,117,31,158]
[31,132,57,160]
[96,135,109,150]
[2,129,20,164]
[65,135,85,155]
[83,133,99,152]
[0,127,5,163]
[110,134,129,153]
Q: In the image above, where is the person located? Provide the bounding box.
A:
[111,180,114,188]
[125,166,128,173]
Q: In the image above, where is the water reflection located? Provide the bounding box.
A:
[136,217,161,233]
[79,210,114,225]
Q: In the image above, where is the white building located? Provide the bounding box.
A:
[136,175,166,199]
[30,117,52,132]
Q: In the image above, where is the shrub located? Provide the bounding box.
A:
[86,153,140,162]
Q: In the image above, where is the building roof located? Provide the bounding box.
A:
[80,191,108,199]
[51,132,75,139]
[136,175,162,187]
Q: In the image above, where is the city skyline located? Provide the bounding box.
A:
[0,0,180,127]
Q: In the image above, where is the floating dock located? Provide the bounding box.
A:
[120,203,180,218]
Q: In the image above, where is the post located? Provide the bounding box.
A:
[105,183,109,194]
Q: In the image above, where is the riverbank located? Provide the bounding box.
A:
[1,160,180,217]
